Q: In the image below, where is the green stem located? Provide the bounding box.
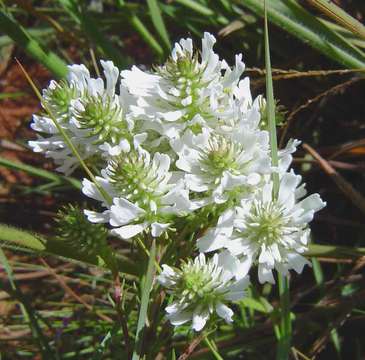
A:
[276,275,291,360]
[263,1,292,358]
[204,337,224,360]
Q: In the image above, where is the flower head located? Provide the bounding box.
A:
[122,32,245,139]
[171,111,270,204]
[158,253,249,331]
[198,171,326,283]
[82,145,194,239]
[29,61,135,174]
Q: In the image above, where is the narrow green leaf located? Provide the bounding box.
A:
[241,0,365,69]
[0,156,81,190]
[241,297,273,313]
[264,0,279,195]
[174,0,214,17]
[132,240,156,360]
[0,224,46,251]
[306,244,365,258]
[307,0,365,40]
[0,223,138,275]
[147,0,171,51]
[0,11,67,78]
[263,2,291,359]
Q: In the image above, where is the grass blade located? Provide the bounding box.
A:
[0,11,67,78]
[0,223,139,275]
[0,156,81,190]
[147,0,171,52]
[306,0,365,40]
[241,0,365,69]
[263,2,291,359]
[132,240,156,360]
[0,224,46,251]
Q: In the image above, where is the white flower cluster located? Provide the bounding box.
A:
[29,32,326,331]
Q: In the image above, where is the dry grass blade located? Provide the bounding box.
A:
[39,258,113,323]
[303,143,365,215]
[306,0,365,40]
[279,77,361,147]
[177,333,206,360]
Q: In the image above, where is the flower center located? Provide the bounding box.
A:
[108,151,168,212]
[75,95,130,145]
[200,137,242,179]
[245,201,286,246]
[43,80,77,120]
[156,52,215,130]
[178,262,224,305]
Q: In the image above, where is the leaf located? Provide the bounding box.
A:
[0,156,81,190]
[240,297,273,313]
[132,240,156,360]
[147,0,171,51]
[306,0,365,40]
[0,11,67,78]
[241,0,365,69]
[0,224,46,251]
[0,224,139,275]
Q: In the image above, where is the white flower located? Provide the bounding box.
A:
[158,252,249,331]
[198,171,326,283]
[121,32,245,139]
[171,109,270,204]
[29,61,136,174]
[82,145,195,239]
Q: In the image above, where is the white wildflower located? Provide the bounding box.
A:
[171,108,270,204]
[198,171,326,283]
[121,32,245,139]
[29,61,135,174]
[82,146,194,239]
[158,252,249,331]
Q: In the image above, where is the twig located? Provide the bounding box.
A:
[279,78,361,147]
[39,258,113,323]
[177,332,206,360]
[303,143,365,215]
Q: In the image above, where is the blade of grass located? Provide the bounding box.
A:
[204,337,224,360]
[0,156,81,190]
[306,0,365,40]
[132,240,156,360]
[241,0,365,69]
[147,0,171,52]
[263,2,291,359]
[306,244,365,259]
[0,224,46,251]
[0,223,139,275]
[0,11,67,78]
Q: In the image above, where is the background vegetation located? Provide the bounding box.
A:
[0,0,365,359]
